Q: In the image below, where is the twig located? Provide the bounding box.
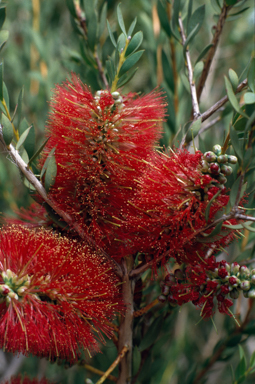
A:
[0,126,123,278]
[94,49,109,88]
[95,345,129,384]
[178,17,200,119]
[133,298,159,317]
[200,79,248,123]
[196,3,229,102]
[84,364,117,383]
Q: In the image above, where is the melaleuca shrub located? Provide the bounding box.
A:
[40,75,166,244]
[0,225,123,362]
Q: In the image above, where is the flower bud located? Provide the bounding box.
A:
[161,285,170,296]
[243,291,249,298]
[231,262,240,274]
[213,144,222,155]
[209,163,220,175]
[8,291,19,300]
[204,151,217,163]
[217,173,227,184]
[240,266,250,278]
[220,165,233,176]
[17,286,28,295]
[201,160,209,173]
[240,281,251,291]
[217,155,228,164]
[165,273,175,284]
[229,276,238,286]
[251,275,255,284]
[248,289,255,299]
[230,289,240,299]
[158,294,167,303]
[0,284,10,295]
[228,155,237,164]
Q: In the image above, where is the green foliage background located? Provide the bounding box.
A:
[0,0,254,383]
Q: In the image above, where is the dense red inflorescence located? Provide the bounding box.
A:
[113,149,237,265]
[2,376,54,384]
[40,75,167,245]
[0,225,123,362]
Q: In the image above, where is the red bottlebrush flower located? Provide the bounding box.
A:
[0,225,122,362]
[40,75,166,243]
[3,376,54,384]
[116,149,238,266]
[3,203,51,229]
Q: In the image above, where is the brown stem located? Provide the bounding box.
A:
[94,48,109,88]
[196,3,229,102]
[133,298,159,318]
[95,346,129,384]
[84,364,117,383]
[117,259,135,384]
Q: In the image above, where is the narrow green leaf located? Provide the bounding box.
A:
[245,111,255,133]
[205,189,221,222]
[248,57,255,93]
[0,30,8,51]
[202,222,223,239]
[117,67,138,88]
[20,147,29,164]
[41,147,56,179]
[185,117,202,144]
[0,62,3,101]
[195,44,213,64]
[223,222,251,230]
[16,126,32,151]
[127,17,137,37]
[106,58,115,83]
[19,119,35,158]
[186,0,193,30]
[65,0,77,18]
[139,317,163,352]
[27,137,50,167]
[16,87,24,130]
[44,155,57,192]
[184,23,200,54]
[0,7,6,30]
[224,76,248,118]
[235,356,246,381]
[238,345,245,360]
[229,68,239,91]
[125,31,143,57]
[107,20,117,47]
[23,177,36,191]
[44,204,69,229]
[132,346,141,375]
[187,5,205,36]
[243,147,252,169]
[250,350,255,367]
[230,125,243,162]
[193,61,204,82]
[99,3,107,37]
[229,175,241,207]
[117,33,126,53]
[157,1,171,37]
[119,50,144,77]
[87,11,98,50]
[226,0,238,5]
[117,4,127,37]
[242,222,255,233]
[171,0,180,30]
[83,0,94,20]
[2,113,13,145]
[3,82,9,111]
[244,92,255,104]
[161,50,174,93]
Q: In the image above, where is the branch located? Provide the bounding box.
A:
[84,364,117,383]
[94,49,109,88]
[200,79,248,123]
[95,345,129,384]
[196,3,229,101]
[178,17,200,119]
[0,126,123,278]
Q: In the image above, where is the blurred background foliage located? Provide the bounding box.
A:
[0,0,254,383]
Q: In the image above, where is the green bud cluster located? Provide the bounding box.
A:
[0,269,31,305]
[94,90,124,111]
[202,144,237,186]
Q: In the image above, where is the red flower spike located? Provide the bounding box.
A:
[40,75,167,243]
[3,376,54,384]
[0,225,123,362]
[117,149,238,266]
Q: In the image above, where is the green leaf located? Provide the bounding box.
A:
[0,30,8,51]
[235,357,246,381]
[125,31,143,57]
[185,117,202,144]
[16,87,24,130]
[238,344,245,360]
[132,346,141,375]
[230,125,243,162]
[117,4,127,37]
[27,137,50,167]
[19,119,35,158]
[1,113,13,145]
[203,222,223,238]
[229,175,241,207]
[224,76,248,118]
[186,0,193,30]
[250,350,255,367]
[16,125,32,151]
[234,115,247,131]
[187,5,205,36]
[107,20,117,47]
[226,0,238,5]
[106,58,115,83]
[228,68,239,91]
[195,44,213,64]
[205,189,221,222]
[44,204,69,230]
[184,23,200,54]
[139,317,163,352]
[244,111,255,133]
[99,3,107,37]
[161,50,174,93]
[44,154,57,192]
[0,7,6,30]
[226,334,242,347]
[242,222,255,233]
[244,92,255,104]
[23,177,36,191]
[171,0,180,32]
[248,57,255,93]
[127,17,137,37]
[243,147,252,169]
[3,82,9,111]
[117,67,138,88]
[41,147,56,179]
[157,1,171,37]
[117,33,126,53]
[193,61,204,82]
[119,50,144,77]
[20,147,29,164]
[66,0,77,18]
[87,11,98,51]
[223,222,251,230]
[0,62,3,101]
